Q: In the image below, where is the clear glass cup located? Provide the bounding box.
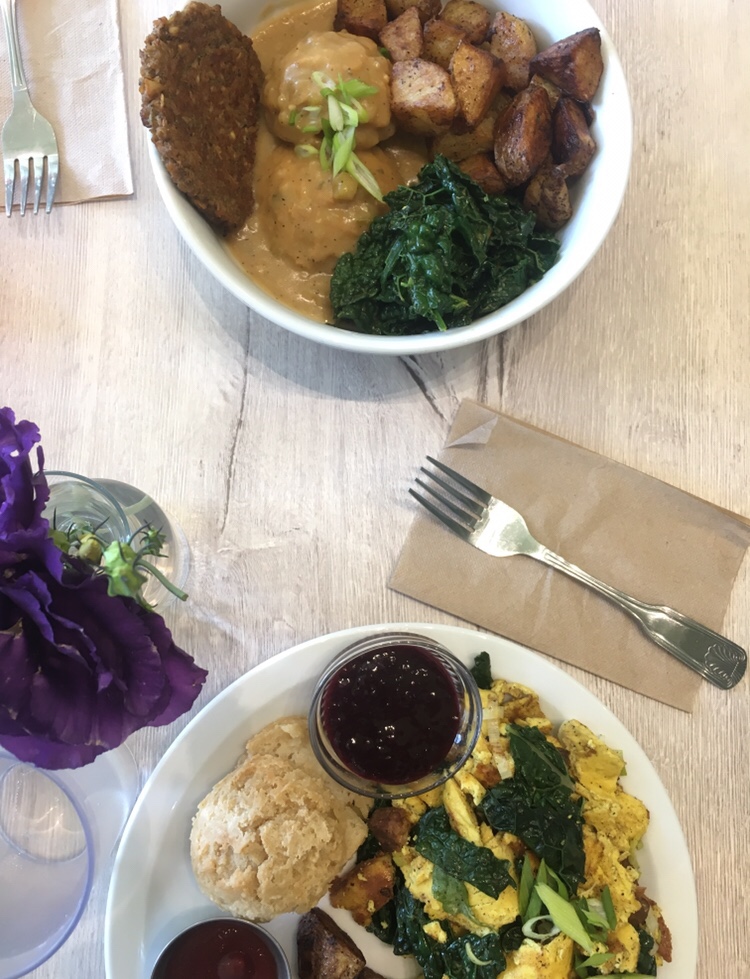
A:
[0,745,139,979]
[44,471,190,609]
[309,631,483,800]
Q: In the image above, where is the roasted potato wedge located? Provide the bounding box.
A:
[552,96,596,175]
[488,11,537,91]
[431,104,497,160]
[329,853,396,926]
[440,0,491,44]
[391,58,457,135]
[457,153,507,194]
[529,27,603,103]
[334,0,387,40]
[523,161,572,229]
[368,804,413,852]
[385,0,440,25]
[379,6,423,60]
[527,73,562,110]
[297,909,365,979]
[493,84,552,186]
[450,40,505,130]
[422,17,466,69]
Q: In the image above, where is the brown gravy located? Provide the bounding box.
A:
[227,0,429,323]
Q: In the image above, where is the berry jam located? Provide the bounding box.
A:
[321,642,462,784]
[151,920,279,979]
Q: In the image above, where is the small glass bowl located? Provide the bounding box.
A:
[309,632,482,800]
[150,918,291,979]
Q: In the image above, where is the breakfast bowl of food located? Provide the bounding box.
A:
[140,0,631,355]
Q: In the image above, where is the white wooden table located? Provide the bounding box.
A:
[2,0,748,976]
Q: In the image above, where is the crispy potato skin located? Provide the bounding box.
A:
[449,40,505,130]
[488,12,537,91]
[523,161,572,229]
[529,27,603,103]
[457,153,507,194]
[334,0,388,40]
[391,58,457,135]
[297,909,366,979]
[369,804,413,852]
[493,85,552,186]
[380,6,423,60]
[422,17,466,69]
[329,853,396,926]
[440,0,491,45]
[431,107,497,160]
[552,97,596,176]
[385,0,440,24]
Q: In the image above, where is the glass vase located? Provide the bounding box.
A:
[44,471,190,609]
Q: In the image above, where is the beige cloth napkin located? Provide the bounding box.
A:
[0,0,133,204]
[390,401,750,711]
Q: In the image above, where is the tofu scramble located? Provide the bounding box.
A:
[328,656,672,979]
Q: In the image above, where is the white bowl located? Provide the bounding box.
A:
[147,0,632,355]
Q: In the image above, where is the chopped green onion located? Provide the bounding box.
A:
[287,107,298,125]
[328,94,344,131]
[295,143,318,158]
[332,127,355,176]
[535,883,594,954]
[346,152,383,202]
[464,944,492,967]
[521,915,560,941]
[341,102,360,127]
[518,854,535,919]
[601,886,617,930]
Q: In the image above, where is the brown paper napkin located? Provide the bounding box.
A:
[390,401,750,711]
[0,0,133,205]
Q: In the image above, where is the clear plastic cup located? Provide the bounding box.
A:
[0,746,139,979]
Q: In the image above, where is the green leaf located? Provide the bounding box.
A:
[413,807,514,899]
[432,865,478,923]
[535,883,594,954]
[470,651,493,689]
[330,156,560,335]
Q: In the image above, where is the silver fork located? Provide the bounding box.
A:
[411,456,747,690]
[1,0,59,215]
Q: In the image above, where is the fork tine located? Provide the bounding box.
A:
[415,477,481,528]
[4,158,15,216]
[45,153,59,212]
[409,488,474,541]
[419,467,484,517]
[32,155,44,214]
[425,456,493,504]
[17,157,29,215]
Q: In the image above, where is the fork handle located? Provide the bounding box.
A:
[0,0,28,94]
[535,547,747,690]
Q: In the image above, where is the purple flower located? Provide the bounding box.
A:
[0,407,208,769]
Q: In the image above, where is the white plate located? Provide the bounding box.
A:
[104,624,697,978]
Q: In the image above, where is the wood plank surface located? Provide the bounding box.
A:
[1,0,748,976]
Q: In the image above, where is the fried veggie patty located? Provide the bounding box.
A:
[140,2,263,235]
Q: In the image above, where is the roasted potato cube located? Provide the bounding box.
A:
[297,909,365,979]
[422,17,466,69]
[334,0,387,40]
[552,96,596,175]
[488,12,537,91]
[369,804,413,852]
[385,0,440,24]
[523,162,572,229]
[329,853,396,926]
[458,153,507,194]
[493,84,552,186]
[449,40,505,130]
[431,107,497,160]
[440,0,491,45]
[527,73,562,110]
[529,27,603,103]
[391,58,457,135]
[379,6,423,61]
